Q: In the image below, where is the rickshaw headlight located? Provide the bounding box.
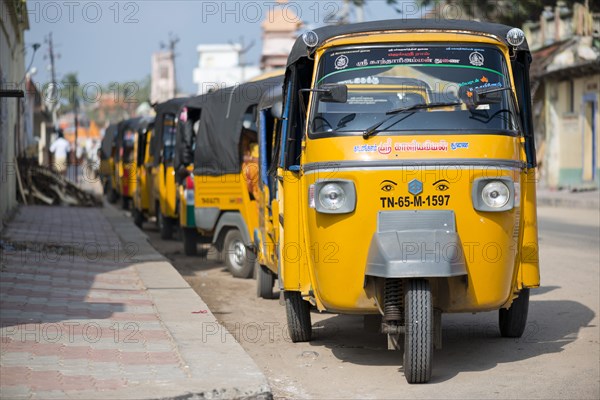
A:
[319,184,346,210]
[482,181,510,208]
[472,178,515,212]
[313,180,356,214]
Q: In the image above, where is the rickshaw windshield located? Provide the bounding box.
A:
[162,114,177,162]
[311,44,519,136]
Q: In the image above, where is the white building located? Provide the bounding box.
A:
[192,44,260,95]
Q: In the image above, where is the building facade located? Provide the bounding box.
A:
[526,3,600,189]
[0,0,29,223]
[260,0,302,71]
[193,44,260,95]
[151,51,176,105]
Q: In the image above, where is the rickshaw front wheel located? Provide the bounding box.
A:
[256,263,275,299]
[284,291,311,342]
[223,229,255,279]
[499,288,530,338]
[182,227,198,256]
[133,208,144,228]
[403,279,433,384]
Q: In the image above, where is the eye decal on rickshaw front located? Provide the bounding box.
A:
[433,179,450,191]
[380,180,397,192]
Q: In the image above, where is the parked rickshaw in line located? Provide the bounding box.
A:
[192,74,284,278]
[131,116,156,227]
[254,85,284,298]
[174,96,209,256]
[99,123,119,203]
[148,97,189,239]
[265,20,539,383]
[114,117,143,210]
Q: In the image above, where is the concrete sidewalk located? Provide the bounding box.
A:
[537,188,599,209]
[0,205,271,399]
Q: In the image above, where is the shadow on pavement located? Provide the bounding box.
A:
[309,299,595,382]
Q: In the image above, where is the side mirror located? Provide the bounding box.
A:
[474,87,503,105]
[320,83,347,103]
[270,101,283,119]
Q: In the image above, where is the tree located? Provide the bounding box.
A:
[60,72,81,114]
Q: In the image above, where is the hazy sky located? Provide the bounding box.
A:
[24,1,418,95]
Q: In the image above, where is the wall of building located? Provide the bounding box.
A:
[545,73,600,189]
[0,0,28,224]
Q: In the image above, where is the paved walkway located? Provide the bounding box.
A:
[0,205,270,399]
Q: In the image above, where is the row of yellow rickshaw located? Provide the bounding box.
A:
[99,19,541,383]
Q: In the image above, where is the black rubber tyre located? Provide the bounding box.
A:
[107,181,118,204]
[223,229,254,278]
[404,279,433,384]
[284,291,312,342]
[256,263,275,299]
[499,288,530,338]
[182,227,198,256]
[158,208,173,240]
[133,208,144,228]
[121,196,130,210]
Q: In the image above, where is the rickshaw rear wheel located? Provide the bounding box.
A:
[133,208,144,228]
[121,196,130,210]
[403,279,433,384]
[182,227,198,256]
[223,229,255,279]
[284,291,311,342]
[256,263,275,299]
[499,288,530,338]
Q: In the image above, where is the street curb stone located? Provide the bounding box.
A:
[101,203,272,400]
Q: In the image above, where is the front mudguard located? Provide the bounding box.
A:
[365,229,467,278]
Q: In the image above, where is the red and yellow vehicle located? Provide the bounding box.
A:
[132,117,155,227]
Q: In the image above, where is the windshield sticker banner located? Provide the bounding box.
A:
[354,140,469,154]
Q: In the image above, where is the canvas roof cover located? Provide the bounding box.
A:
[194,75,284,175]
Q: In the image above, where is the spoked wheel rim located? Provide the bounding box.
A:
[228,239,246,269]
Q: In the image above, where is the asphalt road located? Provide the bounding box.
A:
[141,206,599,399]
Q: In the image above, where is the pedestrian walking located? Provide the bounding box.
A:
[49,130,70,176]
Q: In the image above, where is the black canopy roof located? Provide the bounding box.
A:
[288,19,529,67]
[100,124,118,160]
[150,97,189,164]
[258,83,283,111]
[194,75,284,175]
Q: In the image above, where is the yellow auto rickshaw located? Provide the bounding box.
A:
[267,20,539,383]
[149,98,189,239]
[99,123,119,203]
[171,99,204,255]
[132,116,155,227]
[114,117,143,210]
[192,75,283,278]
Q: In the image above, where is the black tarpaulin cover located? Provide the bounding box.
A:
[115,117,142,162]
[193,76,283,176]
[150,97,189,165]
[100,124,118,160]
[288,19,529,67]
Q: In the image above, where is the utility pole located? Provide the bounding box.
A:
[47,33,59,133]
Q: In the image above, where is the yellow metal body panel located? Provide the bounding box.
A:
[133,130,153,213]
[193,173,258,236]
[151,163,177,219]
